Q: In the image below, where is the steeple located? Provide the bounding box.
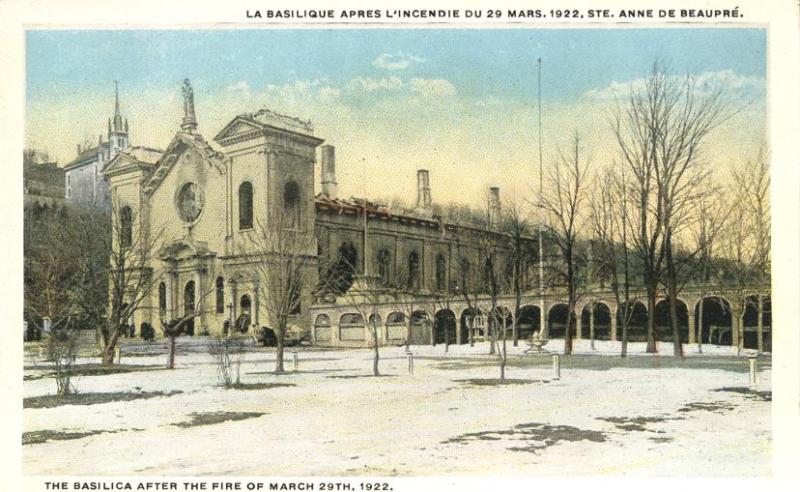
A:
[107,81,129,155]
[111,80,126,135]
[181,78,198,133]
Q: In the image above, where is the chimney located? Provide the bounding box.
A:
[489,186,501,225]
[320,145,337,198]
[416,169,432,211]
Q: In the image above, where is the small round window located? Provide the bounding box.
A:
[177,182,202,223]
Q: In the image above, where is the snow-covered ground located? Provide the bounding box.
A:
[22,339,771,476]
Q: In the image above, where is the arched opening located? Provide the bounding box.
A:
[386,312,406,343]
[314,314,331,342]
[459,307,484,344]
[488,306,513,341]
[238,181,253,230]
[548,303,574,339]
[407,251,420,290]
[376,249,391,285]
[368,313,382,332]
[435,255,447,292]
[235,294,252,333]
[120,206,132,247]
[654,299,689,342]
[158,282,167,319]
[184,281,195,336]
[518,305,542,340]
[695,297,733,346]
[742,295,772,351]
[215,276,224,314]
[329,241,358,294]
[580,302,612,340]
[616,301,648,342]
[409,310,430,345]
[283,181,302,229]
[434,309,456,345]
[339,313,365,341]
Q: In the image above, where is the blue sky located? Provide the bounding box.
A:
[27,28,765,102]
[25,28,767,205]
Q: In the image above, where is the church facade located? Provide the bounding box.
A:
[104,80,527,345]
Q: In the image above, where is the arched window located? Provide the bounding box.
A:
[239,181,253,230]
[314,314,331,342]
[408,251,420,290]
[158,282,167,318]
[368,313,382,328]
[459,258,471,291]
[386,312,406,341]
[436,254,447,291]
[377,249,391,285]
[240,294,252,314]
[329,241,358,294]
[215,276,224,314]
[120,206,132,247]
[339,313,365,341]
[283,181,301,229]
[289,284,302,315]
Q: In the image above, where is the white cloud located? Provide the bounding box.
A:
[225,81,251,94]
[372,52,425,70]
[409,78,455,97]
[349,76,403,92]
[584,70,764,102]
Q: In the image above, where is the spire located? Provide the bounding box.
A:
[111,81,126,134]
[181,78,198,133]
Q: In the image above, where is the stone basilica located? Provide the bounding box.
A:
[105,80,522,347]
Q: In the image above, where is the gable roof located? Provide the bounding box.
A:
[141,131,225,196]
[213,109,324,146]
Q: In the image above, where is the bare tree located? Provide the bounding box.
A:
[245,214,318,373]
[503,198,535,347]
[102,201,162,365]
[612,61,733,354]
[724,149,770,354]
[539,133,591,356]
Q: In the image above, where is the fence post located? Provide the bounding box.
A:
[748,355,757,387]
[292,350,299,372]
[407,352,414,374]
[115,345,121,364]
[552,354,560,380]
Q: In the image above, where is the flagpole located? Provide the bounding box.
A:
[537,57,547,338]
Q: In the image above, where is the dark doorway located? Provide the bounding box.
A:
[617,301,648,342]
[434,309,457,345]
[581,303,612,340]
[695,297,732,346]
[184,281,195,336]
[518,305,541,340]
[654,299,689,343]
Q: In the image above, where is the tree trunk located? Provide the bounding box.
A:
[664,232,683,357]
[167,335,176,369]
[564,304,574,356]
[101,330,121,365]
[275,329,285,374]
[757,294,763,354]
[621,314,629,358]
[372,327,380,376]
[645,282,657,353]
[697,297,704,354]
